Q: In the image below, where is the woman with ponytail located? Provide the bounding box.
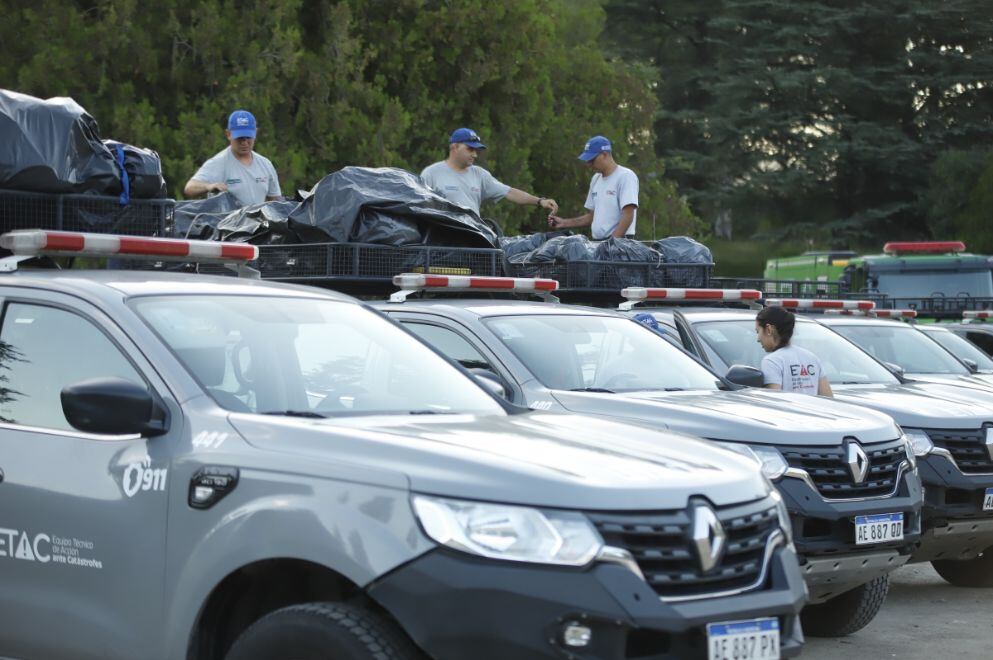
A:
[755,306,833,397]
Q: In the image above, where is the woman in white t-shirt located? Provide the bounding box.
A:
[755,306,833,397]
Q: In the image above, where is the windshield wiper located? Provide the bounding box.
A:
[408,409,457,415]
[570,387,615,393]
[262,410,327,418]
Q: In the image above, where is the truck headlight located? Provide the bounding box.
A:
[716,441,788,480]
[902,429,932,458]
[412,495,603,566]
[770,490,794,546]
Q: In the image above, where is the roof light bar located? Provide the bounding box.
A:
[390,273,559,302]
[823,309,866,316]
[0,230,259,262]
[766,298,876,311]
[871,309,918,319]
[963,311,993,320]
[882,241,965,255]
[619,287,761,311]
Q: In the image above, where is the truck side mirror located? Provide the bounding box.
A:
[882,362,906,379]
[470,368,509,400]
[725,365,765,388]
[62,377,168,436]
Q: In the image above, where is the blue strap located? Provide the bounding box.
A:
[115,144,130,206]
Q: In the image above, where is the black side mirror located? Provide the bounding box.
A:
[61,377,168,436]
[962,358,979,373]
[725,364,765,388]
[882,361,906,379]
[470,368,509,400]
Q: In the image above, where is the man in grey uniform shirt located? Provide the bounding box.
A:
[548,135,639,239]
[421,128,557,217]
[184,109,282,207]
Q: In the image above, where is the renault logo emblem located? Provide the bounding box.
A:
[691,505,726,573]
[846,440,870,484]
[984,428,993,462]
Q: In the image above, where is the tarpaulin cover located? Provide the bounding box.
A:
[103,140,167,199]
[191,200,300,244]
[173,193,244,238]
[594,237,665,287]
[0,89,120,195]
[288,166,498,248]
[652,236,713,286]
[500,231,563,260]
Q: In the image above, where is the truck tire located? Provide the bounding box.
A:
[800,575,890,637]
[226,602,422,660]
[933,550,993,587]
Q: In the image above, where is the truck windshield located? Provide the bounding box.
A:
[482,314,722,392]
[831,324,970,376]
[923,329,993,371]
[876,270,993,299]
[132,296,505,416]
[693,319,899,385]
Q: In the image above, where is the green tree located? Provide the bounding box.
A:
[0,0,700,239]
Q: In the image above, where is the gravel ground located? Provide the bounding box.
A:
[802,563,993,659]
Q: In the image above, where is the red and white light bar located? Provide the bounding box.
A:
[823,309,866,316]
[0,230,258,262]
[390,273,558,302]
[871,309,918,319]
[964,311,993,320]
[883,241,965,255]
[621,287,762,302]
[766,298,876,311]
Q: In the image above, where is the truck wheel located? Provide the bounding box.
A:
[933,550,993,587]
[226,602,422,660]
[800,575,890,637]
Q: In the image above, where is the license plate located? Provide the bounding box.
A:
[984,488,993,511]
[707,618,780,660]
[855,512,904,545]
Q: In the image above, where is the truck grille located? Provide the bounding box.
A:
[781,438,906,499]
[587,498,778,601]
[927,428,993,474]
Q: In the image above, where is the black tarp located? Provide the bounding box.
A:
[103,140,167,199]
[652,236,713,286]
[288,166,498,248]
[593,237,666,287]
[173,193,245,238]
[190,200,300,244]
[0,89,120,195]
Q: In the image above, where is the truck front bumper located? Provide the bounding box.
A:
[368,544,807,660]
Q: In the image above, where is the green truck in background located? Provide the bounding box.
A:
[764,242,993,315]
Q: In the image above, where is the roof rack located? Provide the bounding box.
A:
[0,229,260,278]
[389,273,559,303]
[618,287,762,311]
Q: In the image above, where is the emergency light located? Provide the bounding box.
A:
[871,309,918,319]
[618,287,761,311]
[390,273,559,302]
[963,311,993,320]
[0,230,259,262]
[882,241,966,255]
[766,298,876,311]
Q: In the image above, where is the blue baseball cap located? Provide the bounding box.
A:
[633,313,667,336]
[227,110,257,139]
[578,135,611,161]
[450,127,486,149]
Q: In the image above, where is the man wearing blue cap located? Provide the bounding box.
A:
[421,128,557,217]
[184,109,282,207]
[547,135,639,239]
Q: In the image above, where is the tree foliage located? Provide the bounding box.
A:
[0,0,701,238]
[605,0,993,243]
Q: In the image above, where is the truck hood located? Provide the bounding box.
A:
[833,381,993,429]
[905,373,993,391]
[229,411,767,510]
[550,388,898,446]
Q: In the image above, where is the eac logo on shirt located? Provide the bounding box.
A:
[790,364,816,377]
